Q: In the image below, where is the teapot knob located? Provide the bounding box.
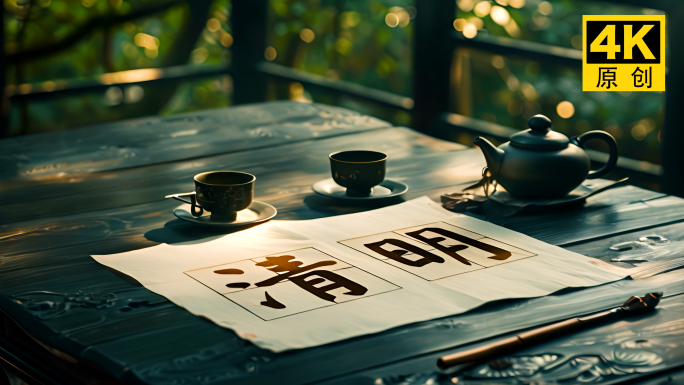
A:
[528,114,552,133]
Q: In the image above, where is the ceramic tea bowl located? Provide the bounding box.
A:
[329,150,387,197]
[194,171,255,221]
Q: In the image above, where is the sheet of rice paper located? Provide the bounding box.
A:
[92,196,628,352]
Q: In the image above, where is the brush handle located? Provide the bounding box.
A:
[437,309,618,369]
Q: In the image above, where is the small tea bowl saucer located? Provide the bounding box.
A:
[173,201,277,227]
[312,178,408,200]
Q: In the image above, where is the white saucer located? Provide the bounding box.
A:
[312,178,408,200]
[173,201,277,227]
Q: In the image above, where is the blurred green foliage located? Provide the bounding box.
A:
[265,0,415,125]
[4,0,233,135]
[4,0,667,166]
[267,0,413,96]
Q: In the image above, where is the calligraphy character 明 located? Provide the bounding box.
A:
[364,238,448,266]
[405,227,511,263]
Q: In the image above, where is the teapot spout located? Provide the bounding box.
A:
[473,136,504,177]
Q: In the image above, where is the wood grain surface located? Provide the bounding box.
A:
[1,102,683,385]
[0,101,389,182]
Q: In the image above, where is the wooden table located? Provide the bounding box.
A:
[1,102,683,385]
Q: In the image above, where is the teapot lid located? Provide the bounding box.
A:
[510,115,569,151]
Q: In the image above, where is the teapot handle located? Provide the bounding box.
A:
[571,131,618,180]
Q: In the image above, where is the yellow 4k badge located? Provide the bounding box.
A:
[583,15,665,91]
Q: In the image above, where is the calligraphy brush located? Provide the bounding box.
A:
[437,292,662,369]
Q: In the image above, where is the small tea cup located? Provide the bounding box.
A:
[192,171,255,221]
[329,150,387,196]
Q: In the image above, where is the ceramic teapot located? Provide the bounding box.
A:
[473,114,618,200]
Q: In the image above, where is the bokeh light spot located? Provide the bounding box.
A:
[289,82,304,97]
[509,0,525,8]
[556,101,575,119]
[457,0,474,12]
[134,33,159,50]
[474,1,491,17]
[42,81,56,92]
[264,46,277,61]
[335,38,353,55]
[385,13,399,28]
[206,18,221,32]
[463,23,478,39]
[341,12,361,29]
[104,86,123,106]
[389,7,411,27]
[520,82,538,101]
[191,47,209,63]
[533,14,550,28]
[504,18,522,37]
[506,76,520,90]
[538,1,553,15]
[453,18,467,31]
[220,33,233,47]
[124,85,144,104]
[145,48,159,59]
[299,28,315,43]
[632,124,647,140]
[18,84,32,94]
[640,118,656,132]
[490,6,510,25]
[468,17,484,29]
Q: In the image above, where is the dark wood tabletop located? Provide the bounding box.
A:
[1,101,683,385]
